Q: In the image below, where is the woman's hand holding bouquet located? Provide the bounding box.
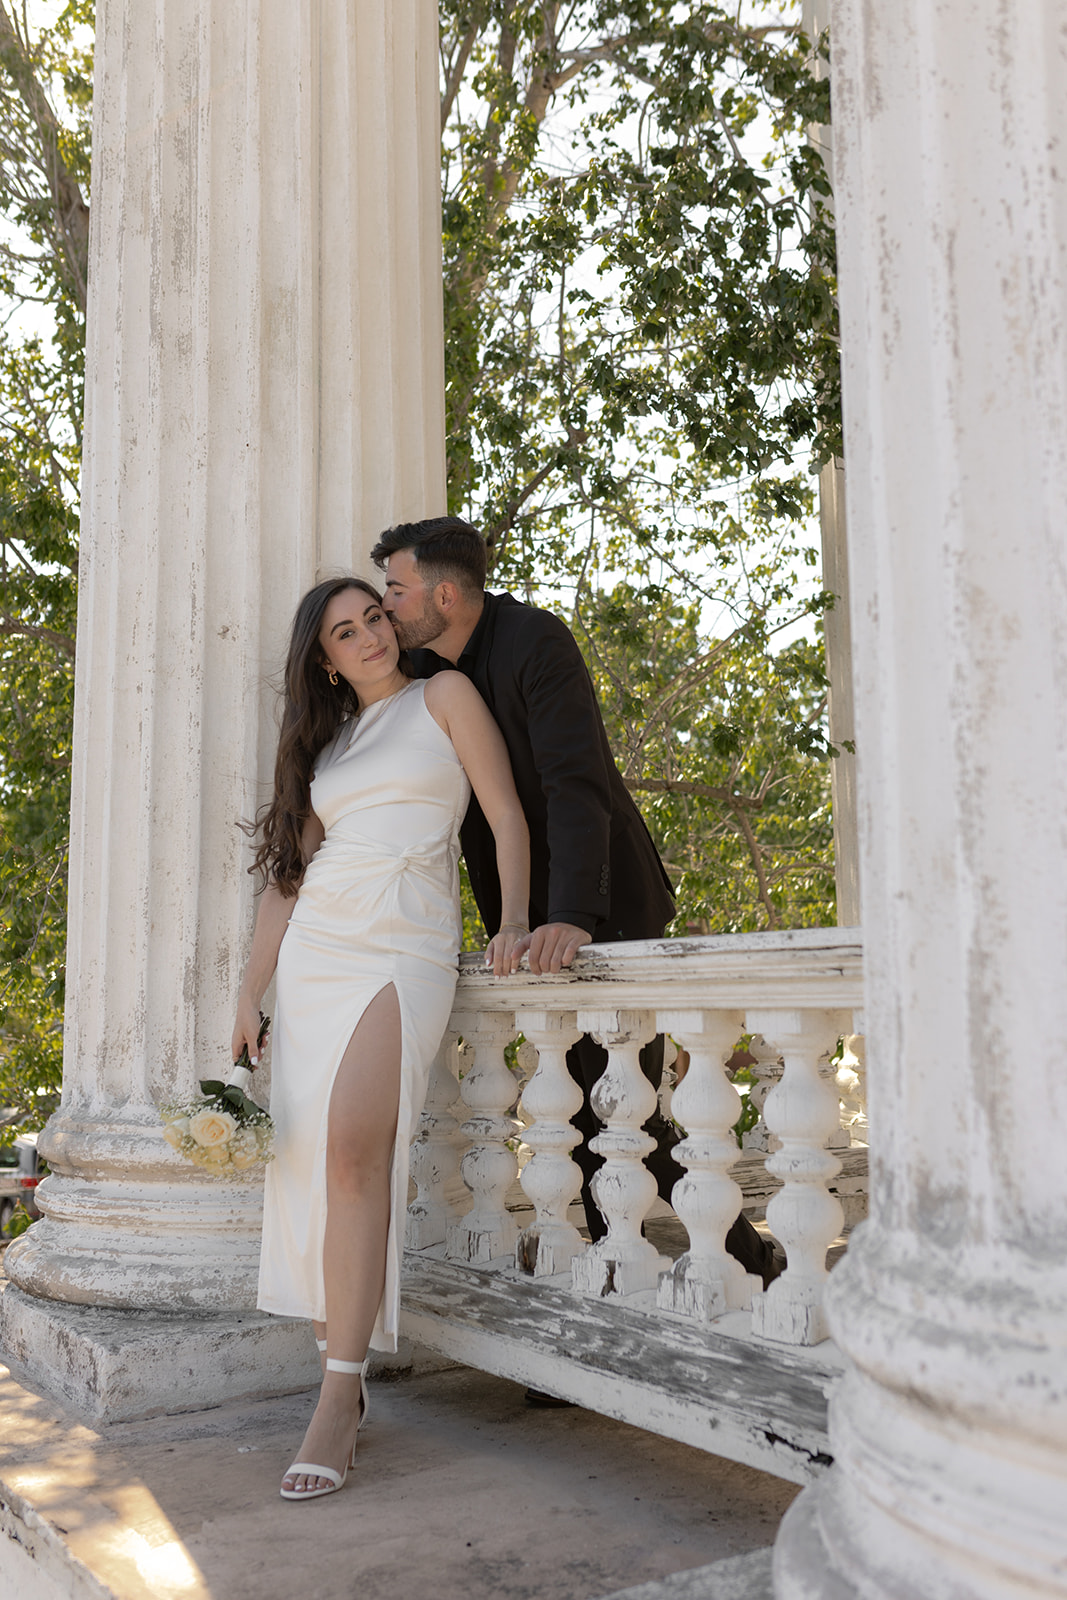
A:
[160,1013,274,1172]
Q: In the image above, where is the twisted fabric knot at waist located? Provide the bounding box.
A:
[321,828,457,888]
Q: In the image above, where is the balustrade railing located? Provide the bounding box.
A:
[408,930,863,1337]
[401,928,864,1479]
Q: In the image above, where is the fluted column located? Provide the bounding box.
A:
[5,0,444,1312]
[776,2,1067,1595]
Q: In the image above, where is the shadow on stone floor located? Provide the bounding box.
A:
[0,1325,796,1600]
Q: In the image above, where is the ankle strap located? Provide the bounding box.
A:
[325,1358,366,1374]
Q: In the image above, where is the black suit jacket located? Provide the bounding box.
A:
[410,592,675,942]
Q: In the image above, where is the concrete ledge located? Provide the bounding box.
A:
[1,1478,118,1600]
[0,1283,321,1423]
[401,1252,840,1486]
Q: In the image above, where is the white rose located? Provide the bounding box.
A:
[200,1143,231,1167]
[188,1108,237,1148]
[162,1123,185,1152]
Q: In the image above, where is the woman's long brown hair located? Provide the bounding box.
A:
[251,577,394,896]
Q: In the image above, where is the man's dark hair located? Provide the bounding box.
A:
[370,516,488,597]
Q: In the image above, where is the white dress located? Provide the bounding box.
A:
[257,679,470,1351]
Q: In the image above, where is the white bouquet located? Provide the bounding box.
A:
[161,1013,274,1172]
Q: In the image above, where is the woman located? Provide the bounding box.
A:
[232,576,529,1501]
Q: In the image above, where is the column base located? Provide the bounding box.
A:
[0,1283,320,1424]
[773,1489,858,1600]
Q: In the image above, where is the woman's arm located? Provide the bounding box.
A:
[425,672,531,976]
[231,811,325,1061]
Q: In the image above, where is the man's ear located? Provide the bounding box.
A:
[434,579,462,615]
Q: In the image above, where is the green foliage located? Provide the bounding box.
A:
[440,1,837,550]
[441,3,842,933]
[0,1,89,1129]
[0,470,75,1130]
[579,581,835,930]
[2,1199,35,1238]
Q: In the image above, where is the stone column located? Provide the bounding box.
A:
[803,0,859,928]
[4,0,444,1339]
[776,3,1067,1596]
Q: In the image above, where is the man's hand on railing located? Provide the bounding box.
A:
[518,922,591,974]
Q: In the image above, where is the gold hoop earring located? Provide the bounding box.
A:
[326,666,338,687]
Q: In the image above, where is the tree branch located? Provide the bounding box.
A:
[625,777,763,811]
[0,612,75,656]
[441,20,480,133]
[731,803,780,929]
[0,0,89,313]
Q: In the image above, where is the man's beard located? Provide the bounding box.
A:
[391,594,445,651]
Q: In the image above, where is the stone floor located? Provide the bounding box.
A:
[0,1326,796,1600]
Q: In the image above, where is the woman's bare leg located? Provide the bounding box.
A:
[311,1320,327,1377]
[283,985,401,1494]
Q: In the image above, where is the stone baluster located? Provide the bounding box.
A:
[515,1010,584,1276]
[571,1009,669,1298]
[739,1034,784,1153]
[656,1009,753,1319]
[406,1031,465,1251]
[746,1008,849,1345]
[446,1011,521,1265]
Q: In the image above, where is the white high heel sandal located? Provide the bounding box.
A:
[280,1358,369,1501]
[313,1342,369,1428]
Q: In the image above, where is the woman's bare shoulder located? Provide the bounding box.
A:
[422,669,479,709]
[422,669,486,735]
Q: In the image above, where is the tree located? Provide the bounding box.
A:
[0,2,842,1125]
[0,0,90,1132]
[580,583,835,930]
[439,2,840,931]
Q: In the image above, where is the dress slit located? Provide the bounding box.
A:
[319,979,405,1343]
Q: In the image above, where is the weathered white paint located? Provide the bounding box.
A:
[4,0,445,1316]
[400,1252,843,1488]
[775,1,1067,1595]
[515,1009,585,1276]
[571,1008,670,1297]
[748,1010,849,1347]
[430,935,862,1367]
[0,1286,321,1423]
[655,1008,753,1320]
[406,1032,466,1251]
[818,461,860,927]
[446,1011,522,1265]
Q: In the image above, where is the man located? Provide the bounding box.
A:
[371,516,777,1288]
